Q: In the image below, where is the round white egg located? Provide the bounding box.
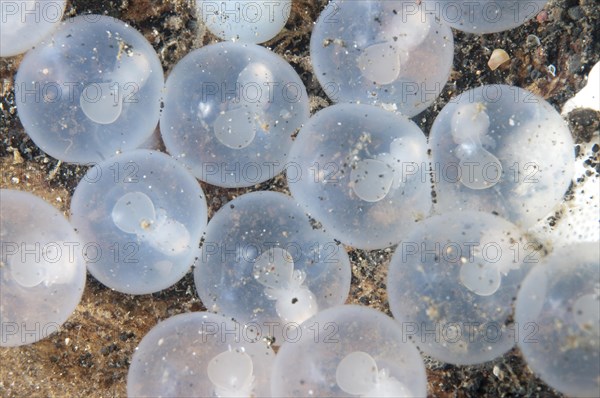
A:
[271,305,427,397]
[196,0,291,43]
[194,191,351,339]
[70,150,208,295]
[287,103,431,249]
[310,0,453,116]
[429,85,575,228]
[14,14,164,163]
[387,211,534,365]
[160,41,309,188]
[0,0,67,57]
[1,189,86,347]
[516,243,600,397]
[127,312,274,397]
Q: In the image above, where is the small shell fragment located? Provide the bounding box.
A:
[488,49,510,70]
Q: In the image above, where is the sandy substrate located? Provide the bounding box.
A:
[1,0,599,396]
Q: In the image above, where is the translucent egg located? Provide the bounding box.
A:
[429,85,575,228]
[194,191,351,334]
[310,0,453,116]
[161,41,309,188]
[0,189,86,347]
[271,305,427,397]
[516,243,600,397]
[422,0,548,34]
[287,103,430,249]
[14,14,164,164]
[0,0,66,57]
[70,150,207,295]
[387,211,534,365]
[196,0,291,43]
[127,312,274,397]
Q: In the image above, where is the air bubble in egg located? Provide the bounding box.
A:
[14,15,164,163]
[1,189,86,347]
[310,0,453,116]
[422,0,549,34]
[194,191,351,332]
[196,0,291,43]
[70,150,208,295]
[0,0,67,57]
[287,103,430,249]
[387,211,534,365]
[161,41,309,188]
[429,85,575,228]
[127,312,274,397]
[516,243,600,397]
[271,305,427,397]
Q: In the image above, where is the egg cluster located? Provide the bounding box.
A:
[1,1,598,397]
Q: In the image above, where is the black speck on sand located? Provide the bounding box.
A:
[1,0,598,396]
